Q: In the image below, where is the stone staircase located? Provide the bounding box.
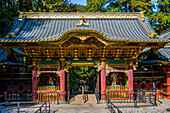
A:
[70,94,97,104]
[70,94,82,104]
[85,94,97,104]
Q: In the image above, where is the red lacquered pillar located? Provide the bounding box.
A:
[128,69,134,97]
[60,60,65,100]
[167,71,170,99]
[32,69,37,101]
[101,61,106,100]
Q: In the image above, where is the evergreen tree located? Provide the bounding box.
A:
[150,0,170,33]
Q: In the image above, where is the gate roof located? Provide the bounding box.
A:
[0,12,169,43]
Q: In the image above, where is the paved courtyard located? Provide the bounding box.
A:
[0,99,170,113]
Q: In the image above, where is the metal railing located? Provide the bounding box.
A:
[0,101,50,113]
[94,88,99,104]
[83,94,88,103]
[107,90,157,107]
[7,91,32,102]
[134,90,156,103]
[35,101,50,113]
[106,98,122,113]
[107,90,134,103]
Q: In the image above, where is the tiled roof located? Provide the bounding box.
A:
[9,17,21,33]
[140,47,151,53]
[159,30,170,40]
[0,61,24,65]
[0,12,169,42]
[139,60,160,64]
[143,16,155,33]
[0,48,25,65]
[0,49,8,62]
[157,47,170,61]
[13,48,25,55]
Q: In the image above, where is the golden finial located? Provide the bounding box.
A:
[76,16,90,26]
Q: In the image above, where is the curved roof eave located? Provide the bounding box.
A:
[4,16,27,39]
[159,30,170,40]
[137,16,155,36]
[157,47,170,62]
[0,49,8,62]
[143,16,155,33]
[13,48,25,55]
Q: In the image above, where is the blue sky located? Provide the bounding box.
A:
[70,0,87,6]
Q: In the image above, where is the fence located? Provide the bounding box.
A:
[107,90,157,107]
[83,94,88,103]
[37,92,60,104]
[6,91,32,102]
[0,101,50,113]
[134,90,155,103]
[106,98,122,113]
[37,86,60,103]
[35,101,50,113]
[106,90,134,103]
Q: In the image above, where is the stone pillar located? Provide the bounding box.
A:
[60,60,65,100]
[167,71,170,99]
[128,69,134,96]
[32,69,37,101]
[101,61,106,99]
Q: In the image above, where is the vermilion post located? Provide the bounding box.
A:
[128,69,134,97]
[32,70,37,101]
[101,61,106,99]
[167,71,170,99]
[60,70,65,100]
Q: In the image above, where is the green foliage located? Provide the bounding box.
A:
[85,0,169,33]
[150,11,170,33]
[0,0,85,36]
[85,0,107,12]
[69,66,96,91]
[149,0,170,34]
[0,0,19,37]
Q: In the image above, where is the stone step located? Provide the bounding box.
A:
[85,94,97,104]
[70,94,97,104]
[70,94,83,104]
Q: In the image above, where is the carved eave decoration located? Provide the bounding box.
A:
[48,29,109,46]
[75,36,91,41]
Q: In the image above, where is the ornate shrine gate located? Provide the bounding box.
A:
[1,12,168,102]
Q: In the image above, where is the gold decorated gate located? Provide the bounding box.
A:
[37,86,60,101]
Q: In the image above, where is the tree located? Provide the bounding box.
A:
[150,0,170,33]
[86,0,169,33]
[0,0,19,37]
[85,0,107,12]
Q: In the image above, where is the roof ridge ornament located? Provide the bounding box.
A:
[149,33,159,38]
[76,16,90,26]
[6,33,16,39]
[139,11,145,21]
